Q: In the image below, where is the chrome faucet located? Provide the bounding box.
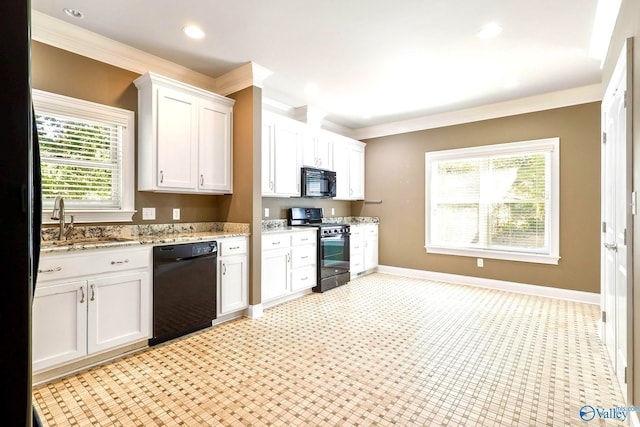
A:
[51,196,74,241]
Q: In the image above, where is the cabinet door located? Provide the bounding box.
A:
[156,86,198,190]
[273,121,302,196]
[199,99,232,193]
[32,281,87,372]
[348,143,365,199]
[316,131,334,170]
[219,255,248,315]
[87,271,150,355]
[364,224,379,270]
[350,226,365,277]
[333,141,350,199]
[262,248,291,301]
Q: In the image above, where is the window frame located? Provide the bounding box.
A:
[33,89,135,223]
[425,137,560,265]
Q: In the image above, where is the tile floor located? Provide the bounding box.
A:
[33,273,624,426]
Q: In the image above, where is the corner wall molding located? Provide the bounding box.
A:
[247,304,264,319]
[352,84,603,140]
[216,62,273,96]
[377,265,600,305]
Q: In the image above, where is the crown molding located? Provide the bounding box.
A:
[32,10,218,93]
[352,83,603,140]
[215,62,273,96]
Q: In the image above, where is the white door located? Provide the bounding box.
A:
[32,281,87,372]
[219,255,248,315]
[601,41,631,402]
[199,99,232,192]
[262,248,291,301]
[87,272,150,354]
[157,87,198,189]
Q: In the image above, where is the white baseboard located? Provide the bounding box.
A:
[631,411,640,427]
[247,304,264,319]
[377,265,600,305]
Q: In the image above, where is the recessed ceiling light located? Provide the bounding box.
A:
[477,22,503,39]
[182,25,205,40]
[63,8,84,19]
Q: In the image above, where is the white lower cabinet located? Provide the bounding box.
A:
[218,237,249,316]
[262,230,317,303]
[33,247,151,373]
[350,223,378,280]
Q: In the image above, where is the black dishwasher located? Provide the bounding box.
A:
[151,241,217,346]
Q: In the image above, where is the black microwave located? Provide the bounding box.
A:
[301,167,336,198]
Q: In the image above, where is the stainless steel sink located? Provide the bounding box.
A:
[41,237,136,247]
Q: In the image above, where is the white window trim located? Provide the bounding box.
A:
[425,137,560,265]
[33,89,136,223]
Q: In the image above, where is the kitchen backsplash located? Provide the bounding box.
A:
[41,222,250,242]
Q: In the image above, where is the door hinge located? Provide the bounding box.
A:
[602,311,606,323]
[602,221,607,233]
[602,131,607,144]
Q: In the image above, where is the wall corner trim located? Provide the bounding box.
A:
[247,304,264,319]
[216,62,273,95]
[377,265,600,305]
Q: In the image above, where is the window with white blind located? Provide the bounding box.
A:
[425,138,560,264]
[33,89,135,223]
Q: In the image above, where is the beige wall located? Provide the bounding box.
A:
[262,197,352,220]
[355,102,601,293]
[31,41,230,225]
[603,0,640,406]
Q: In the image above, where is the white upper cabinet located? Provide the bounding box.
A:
[333,136,366,200]
[302,129,333,170]
[134,72,234,194]
[262,111,303,197]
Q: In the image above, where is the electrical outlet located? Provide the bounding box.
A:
[264,208,270,218]
[331,208,335,215]
[477,258,484,268]
[142,207,156,220]
[173,208,180,220]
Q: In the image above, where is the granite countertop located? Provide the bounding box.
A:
[40,222,250,254]
[261,226,318,235]
[261,216,379,234]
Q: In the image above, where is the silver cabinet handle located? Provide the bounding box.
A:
[301,255,308,259]
[270,181,274,190]
[200,174,204,186]
[604,242,618,251]
[111,259,130,265]
[39,266,62,274]
[287,253,291,263]
[160,170,164,183]
[223,264,227,275]
[90,284,96,301]
[272,241,280,245]
[79,286,85,304]
[229,246,240,250]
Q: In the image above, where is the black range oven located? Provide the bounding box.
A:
[289,207,350,292]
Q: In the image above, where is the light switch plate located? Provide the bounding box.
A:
[142,207,156,220]
[173,208,180,220]
[477,258,484,268]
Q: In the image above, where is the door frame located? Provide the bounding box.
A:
[600,37,634,403]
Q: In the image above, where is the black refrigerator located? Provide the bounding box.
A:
[0,0,42,425]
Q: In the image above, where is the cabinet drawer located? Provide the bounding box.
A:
[350,225,364,238]
[291,231,316,246]
[219,238,248,256]
[38,247,150,285]
[263,234,290,250]
[291,244,316,269]
[291,265,316,292]
[365,224,378,236]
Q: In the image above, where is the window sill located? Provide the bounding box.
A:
[42,210,136,224]
[425,245,560,265]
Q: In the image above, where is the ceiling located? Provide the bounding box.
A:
[31,0,603,130]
